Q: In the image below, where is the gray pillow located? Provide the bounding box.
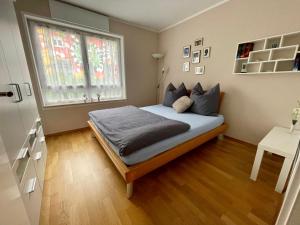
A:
[163,83,188,107]
[190,84,220,116]
[191,82,205,95]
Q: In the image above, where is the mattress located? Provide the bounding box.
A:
[91,104,224,165]
[88,105,190,156]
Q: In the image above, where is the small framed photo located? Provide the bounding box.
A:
[271,43,279,48]
[195,66,205,75]
[241,63,247,73]
[183,62,190,72]
[192,50,201,64]
[194,38,203,46]
[203,47,211,58]
[183,45,191,58]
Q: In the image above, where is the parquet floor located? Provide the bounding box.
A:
[40,129,283,225]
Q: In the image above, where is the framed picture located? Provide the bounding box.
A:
[183,62,190,72]
[183,45,191,58]
[241,63,247,73]
[203,47,211,58]
[192,50,201,64]
[194,38,203,46]
[195,66,205,75]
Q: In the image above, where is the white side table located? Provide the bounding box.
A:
[250,126,300,193]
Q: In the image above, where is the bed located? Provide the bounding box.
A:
[88,92,228,198]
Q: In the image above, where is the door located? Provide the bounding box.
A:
[0,0,37,134]
[7,0,39,121]
[0,40,27,165]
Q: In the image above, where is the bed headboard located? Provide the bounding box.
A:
[219,92,225,113]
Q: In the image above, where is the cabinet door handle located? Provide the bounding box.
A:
[29,128,37,136]
[0,91,13,97]
[39,137,45,143]
[25,177,37,194]
[34,152,42,161]
[9,83,22,102]
[16,147,29,160]
[23,82,32,96]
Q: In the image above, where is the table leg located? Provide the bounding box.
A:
[218,134,224,141]
[250,147,264,181]
[127,182,133,199]
[275,157,293,193]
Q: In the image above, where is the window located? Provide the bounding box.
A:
[27,18,126,106]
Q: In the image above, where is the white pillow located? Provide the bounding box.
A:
[172,96,193,113]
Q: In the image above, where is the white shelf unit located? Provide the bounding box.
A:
[233,31,300,74]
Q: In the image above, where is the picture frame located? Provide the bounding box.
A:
[183,62,190,72]
[195,66,205,75]
[203,47,211,58]
[194,38,203,46]
[241,63,247,73]
[192,50,201,64]
[183,45,191,58]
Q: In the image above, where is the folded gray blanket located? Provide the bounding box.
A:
[89,106,190,156]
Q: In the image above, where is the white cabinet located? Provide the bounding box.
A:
[0,1,47,225]
[0,0,38,135]
[32,126,47,191]
[0,39,27,166]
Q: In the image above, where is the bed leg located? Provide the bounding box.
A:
[218,134,224,141]
[126,182,133,199]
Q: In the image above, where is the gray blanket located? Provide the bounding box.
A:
[89,106,190,156]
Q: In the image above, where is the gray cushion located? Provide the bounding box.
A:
[172,96,194,113]
[163,83,188,107]
[190,84,220,116]
[191,82,205,95]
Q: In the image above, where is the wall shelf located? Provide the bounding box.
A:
[249,49,270,63]
[233,31,300,74]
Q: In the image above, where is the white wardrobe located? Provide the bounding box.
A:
[0,0,47,225]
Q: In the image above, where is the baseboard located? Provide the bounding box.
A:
[224,135,257,148]
[45,126,89,137]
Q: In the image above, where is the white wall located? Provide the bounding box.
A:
[14,0,159,135]
[15,0,300,143]
[158,0,300,144]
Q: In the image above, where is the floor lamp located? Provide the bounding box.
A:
[152,53,167,104]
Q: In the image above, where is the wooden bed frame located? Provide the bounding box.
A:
[88,92,228,198]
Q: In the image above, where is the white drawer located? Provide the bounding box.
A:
[12,119,44,184]
[36,124,44,139]
[31,136,47,191]
[12,141,31,183]
[34,117,42,136]
[20,158,42,225]
[27,117,43,154]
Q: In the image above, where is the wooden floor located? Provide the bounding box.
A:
[40,129,283,225]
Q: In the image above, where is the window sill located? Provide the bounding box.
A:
[42,98,128,110]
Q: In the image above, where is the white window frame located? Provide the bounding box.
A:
[22,13,127,108]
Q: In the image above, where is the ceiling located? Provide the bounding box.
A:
[63,0,228,32]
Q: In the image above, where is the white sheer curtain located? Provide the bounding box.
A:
[29,20,125,106]
[86,36,122,100]
[30,22,86,105]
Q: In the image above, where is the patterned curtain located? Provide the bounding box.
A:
[29,21,124,106]
[86,36,122,100]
